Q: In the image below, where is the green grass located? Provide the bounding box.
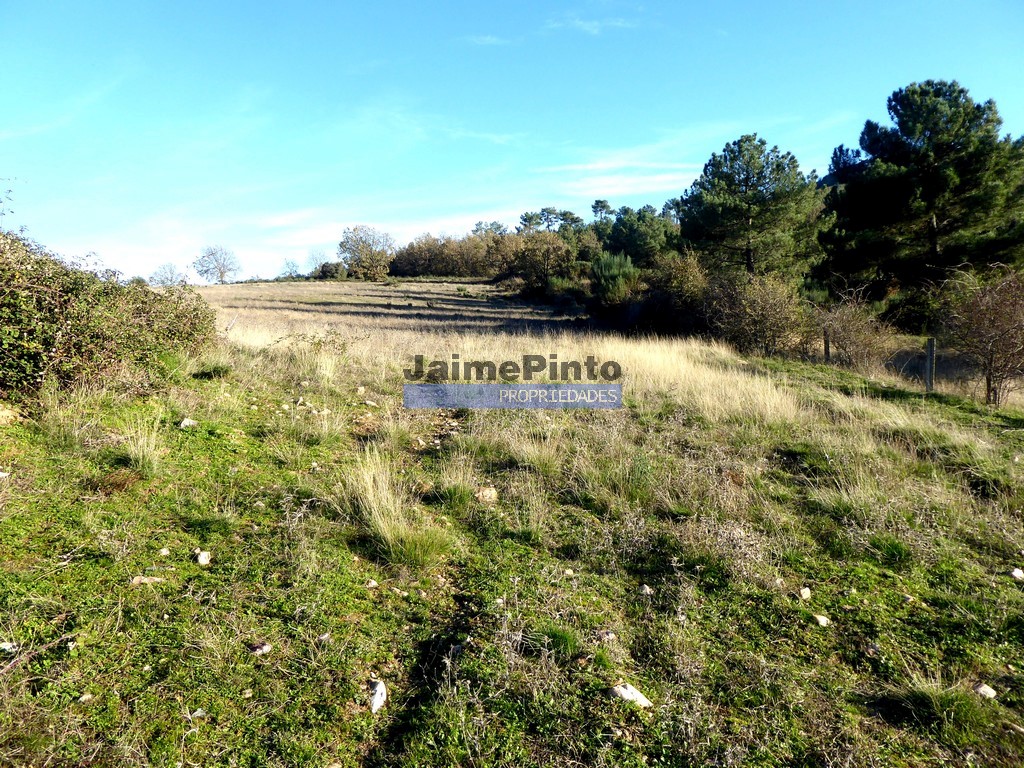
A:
[4,302,1024,766]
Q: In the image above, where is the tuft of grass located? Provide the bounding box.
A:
[35,384,105,451]
[115,413,162,478]
[867,532,913,567]
[875,669,999,749]
[344,446,453,567]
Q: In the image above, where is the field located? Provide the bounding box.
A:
[4,279,1024,766]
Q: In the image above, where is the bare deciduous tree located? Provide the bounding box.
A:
[306,248,329,273]
[942,267,1024,406]
[149,262,186,287]
[193,246,240,284]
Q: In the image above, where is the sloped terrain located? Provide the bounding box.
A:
[3,280,1024,766]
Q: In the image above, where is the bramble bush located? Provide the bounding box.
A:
[709,274,812,357]
[818,294,896,372]
[0,230,215,397]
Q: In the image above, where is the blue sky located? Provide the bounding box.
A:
[3,0,1023,280]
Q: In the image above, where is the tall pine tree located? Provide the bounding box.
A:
[678,134,829,279]
[822,80,1024,289]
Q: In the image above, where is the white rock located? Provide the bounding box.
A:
[179,418,199,429]
[366,579,379,589]
[813,614,831,627]
[190,708,207,719]
[242,688,254,699]
[799,587,811,601]
[158,547,171,557]
[974,682,997,699]
[364,400,378,408]
[316,632,332,644]
[356,386,366,395]
[0,472,10,481]
[0,641,18,653]
[130,575,166,586]
[78,693,94,703]
[1012,568,1024,581]
[475,486,498,505]
[369,679,388,713]
[609,683,653,708]
[391,587,409,598]
[639,584,655,596]
[195,549,212,566]
[249,642,272,656]
[564,568,575,577]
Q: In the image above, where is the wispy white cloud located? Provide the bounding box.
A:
[464,34,513,46]
[542,159,699,173]
[544,15,637,35]
[530,124,744,200]
[318,100,522,150]
[443,126,525,145]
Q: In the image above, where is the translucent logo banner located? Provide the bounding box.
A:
[403,383,622,409]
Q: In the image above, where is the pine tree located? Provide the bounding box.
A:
[678,134,829,279]
[823,80,1024,288]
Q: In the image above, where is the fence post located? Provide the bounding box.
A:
[823,330,831,363]
[924,337,936,393]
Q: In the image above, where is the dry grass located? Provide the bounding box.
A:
[341,445,453,567]
[116,413,163,478]
[200,281,807,427]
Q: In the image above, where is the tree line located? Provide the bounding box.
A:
[167,79,1024,403]
[302,80,1022,319]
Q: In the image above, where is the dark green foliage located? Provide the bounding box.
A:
[640,250,710,333]
[590,253,640,306]
[0,230,215,397]
[507,231,574,292]
[679,134,830,278]
[309,261,347,280]
[605,205,674,268]
[822,80,1024,290]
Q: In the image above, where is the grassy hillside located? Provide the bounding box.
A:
[3,280,1024,766]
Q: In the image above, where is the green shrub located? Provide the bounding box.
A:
[641,250,710,333]
[0,231,215,397]
[709,274,812,356]
[507,232,574,292]
[590,252,641,306]
[309,261,347,280]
